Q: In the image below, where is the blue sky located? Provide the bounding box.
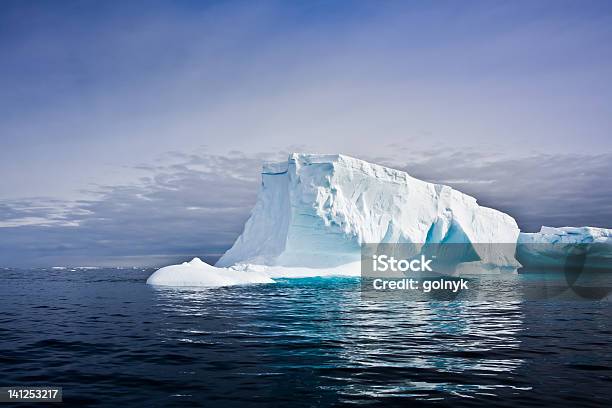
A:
[1,0,611,266]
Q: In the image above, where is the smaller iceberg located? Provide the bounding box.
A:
[520,226,612,245]
[517,226,612,270]
[146,258,274,287]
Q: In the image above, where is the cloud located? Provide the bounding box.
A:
[0,149,611,267]
[0,151,281,266]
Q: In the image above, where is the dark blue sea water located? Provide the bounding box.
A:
[1,268,611,407]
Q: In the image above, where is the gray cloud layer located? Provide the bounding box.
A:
[1,150,610,267]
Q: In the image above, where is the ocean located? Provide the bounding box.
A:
[0,268,610,407]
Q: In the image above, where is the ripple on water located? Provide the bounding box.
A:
[0,268,610,407]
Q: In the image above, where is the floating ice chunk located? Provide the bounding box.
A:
[146,258,274,287]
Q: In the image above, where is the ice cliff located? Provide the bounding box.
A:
[216,153,520,268]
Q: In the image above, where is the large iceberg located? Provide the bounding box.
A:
[147,153,522,286]
[217,154,520,268]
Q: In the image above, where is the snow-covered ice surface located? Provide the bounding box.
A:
[517,226,612,270]
[520,226,612,245]
[146,258,274,287]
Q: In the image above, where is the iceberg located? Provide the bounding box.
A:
[145,257,273,287]
[148,154,522,287]
[517,226,612,270]
[217,153,520,269]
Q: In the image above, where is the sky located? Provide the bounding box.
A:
[1,0,611,266]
